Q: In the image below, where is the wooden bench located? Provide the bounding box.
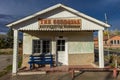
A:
[28,54,53,69]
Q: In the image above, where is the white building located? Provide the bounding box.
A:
[7,4,110,74]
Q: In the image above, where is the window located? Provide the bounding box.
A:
[110,40,113,44]
[117,40,119,44]
[42,40,50,53]
[33,40,50,54]
[57,40,65,51]
[114,40,116,45]
[33,40,41,53]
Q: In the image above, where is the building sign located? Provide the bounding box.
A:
[38,19,81,30]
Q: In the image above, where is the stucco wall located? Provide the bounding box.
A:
[23,31,94,55]
[68,32,94,54]
[22,31,94,66]
[23,33,33,55]
[68,53,94,65]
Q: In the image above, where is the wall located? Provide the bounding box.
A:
[22,31,94,67]
[23,31,94,54]
[68,32,94,54]
[94,36,120,48]
[107,36,120,48]
[68,53,94,65]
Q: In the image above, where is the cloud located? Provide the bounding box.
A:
[0,14,15,23]
[0,14,18,33]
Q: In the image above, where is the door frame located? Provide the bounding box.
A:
[55,37,68,65]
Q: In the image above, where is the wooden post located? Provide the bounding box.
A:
[98,30,104,68]
[12,29,19,74]
[113,68,117,78]
[70,69,74,79]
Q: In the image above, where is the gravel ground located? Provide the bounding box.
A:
[10,72,120,80]
[0,55,120,80]
[0,72,11,80]
[0,55,12,72]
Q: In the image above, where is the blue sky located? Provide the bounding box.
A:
[0,0,120,33]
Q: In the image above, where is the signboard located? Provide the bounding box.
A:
[38,19,81,30]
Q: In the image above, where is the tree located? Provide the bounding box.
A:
[104,30,109,36]
[6,28,13,48]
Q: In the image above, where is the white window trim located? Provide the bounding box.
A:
[32,39,51,54]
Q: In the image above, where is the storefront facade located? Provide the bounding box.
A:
[7,4,110,74]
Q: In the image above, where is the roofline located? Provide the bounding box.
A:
[6,3,110,28]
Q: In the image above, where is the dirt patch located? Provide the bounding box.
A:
[0,55,12,72]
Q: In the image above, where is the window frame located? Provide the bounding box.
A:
[32,39,51,54]
[57,39,65,51]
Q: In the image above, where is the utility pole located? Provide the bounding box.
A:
[104,13,110,58]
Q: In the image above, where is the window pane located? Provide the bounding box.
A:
[43,45,46,48]
[46,45,49,48]
[61,46,65,51]
[57,40,61,45]
[46,49,49,53]
[62,40,65,45]
[46,41,49,44]
[43,41,46,44]
[38,45,40,48]
[110,40,113,44]
[33,40,41,53]
[117,40,119,44]
[57,46,60,51]
[57,40,65,51]
[38,41,40,44]
[43,49,46,53]
[34,40,37,44]
[42,40,50,54]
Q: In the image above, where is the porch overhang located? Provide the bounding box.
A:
[18,28,99,32]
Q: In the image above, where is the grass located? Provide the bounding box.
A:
[106,48,120,53]
[0,48,22,55]
[18,54,22,68]
[0,48,13,55]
